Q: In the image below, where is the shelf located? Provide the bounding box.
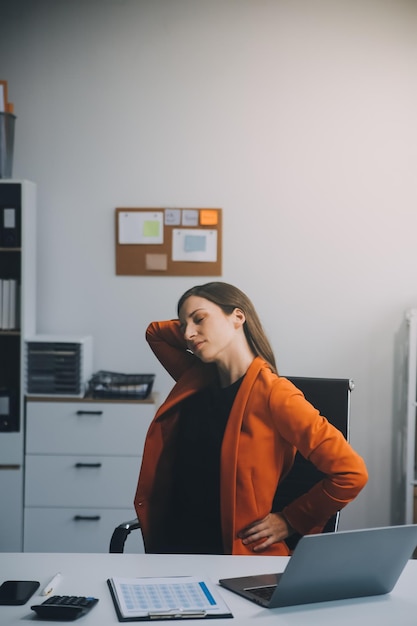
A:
[0,180,36,552]
[25,393,158,405]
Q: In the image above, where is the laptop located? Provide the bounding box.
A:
[219,524,417,608]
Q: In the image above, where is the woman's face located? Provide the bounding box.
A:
[179,295,244,364]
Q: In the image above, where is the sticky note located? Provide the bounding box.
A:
[200,210,218,226]
[182,210,199,226]
[143,220,160,238]
[164,209,181,226]
[184,235,207,253]
[146,253,168,271]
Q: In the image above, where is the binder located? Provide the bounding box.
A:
[1,279,9,329]
[0,279,18,329]
[107,576,233,622]
[8,279,16,329]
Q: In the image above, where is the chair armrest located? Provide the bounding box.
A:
[109,517,142,553]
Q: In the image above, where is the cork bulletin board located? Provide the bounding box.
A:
[115,207,222,276]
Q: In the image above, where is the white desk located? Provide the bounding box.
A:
[1,552,417,625]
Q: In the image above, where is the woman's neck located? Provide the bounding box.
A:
[216,346,255,388]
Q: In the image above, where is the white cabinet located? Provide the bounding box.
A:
[394,309,417,525]
[24,397,155,553]
[0,468,24,551]
[0,180,36,552]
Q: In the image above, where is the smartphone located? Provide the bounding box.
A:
[0,580,40,605]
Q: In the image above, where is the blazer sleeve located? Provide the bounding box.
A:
[146,319,196,382]
[270,378,368,535]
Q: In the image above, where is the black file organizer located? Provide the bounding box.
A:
[87,371,155,400]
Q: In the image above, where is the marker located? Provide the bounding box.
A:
[41,572,62,596]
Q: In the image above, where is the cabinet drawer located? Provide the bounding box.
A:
[26,401,155,454]
[23,507,144,553]
[25,455,141,507]
[0,466,24,552]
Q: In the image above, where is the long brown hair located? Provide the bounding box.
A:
[177,282,278,374]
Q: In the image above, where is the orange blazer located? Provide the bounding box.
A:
[134,320,368,555]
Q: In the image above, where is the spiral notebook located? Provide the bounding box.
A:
[107,575,233,621]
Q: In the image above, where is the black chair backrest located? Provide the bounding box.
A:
[272,377,352,549]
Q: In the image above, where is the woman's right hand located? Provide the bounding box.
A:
[237,512,294,553]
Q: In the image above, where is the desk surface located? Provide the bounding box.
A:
[1,552,417,625]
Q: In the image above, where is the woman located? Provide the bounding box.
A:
[134,282,368,555]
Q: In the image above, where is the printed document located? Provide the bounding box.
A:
[107,575,232,621]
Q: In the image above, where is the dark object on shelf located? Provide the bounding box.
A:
[88,370,155,400]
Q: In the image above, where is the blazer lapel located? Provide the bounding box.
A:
[220,357,266,551]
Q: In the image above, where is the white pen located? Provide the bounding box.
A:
[41,572,62,596]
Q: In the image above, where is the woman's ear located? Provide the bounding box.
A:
[233,308,246,328]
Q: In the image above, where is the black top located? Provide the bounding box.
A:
[160,376,244,554]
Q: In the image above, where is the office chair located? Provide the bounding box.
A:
[109,377,353,553]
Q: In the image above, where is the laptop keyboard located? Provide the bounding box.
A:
[245,585,277,601]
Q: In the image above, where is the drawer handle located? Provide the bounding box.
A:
[74,462,102,468]
[76,410,103,415]
[73,515,101,521]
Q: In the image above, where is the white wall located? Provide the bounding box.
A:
[1,0,417,530]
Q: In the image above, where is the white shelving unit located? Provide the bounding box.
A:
[0,180,36,551]
[403,310,417,524]
[393,309,417,526]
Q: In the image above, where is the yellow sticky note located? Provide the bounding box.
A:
[143,220,160,238]
[200,210,218,226]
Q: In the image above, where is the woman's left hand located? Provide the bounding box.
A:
[237,512,294,553]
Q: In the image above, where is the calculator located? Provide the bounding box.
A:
[30,595,99,620]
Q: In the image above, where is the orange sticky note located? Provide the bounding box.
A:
[200,210,218,226]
